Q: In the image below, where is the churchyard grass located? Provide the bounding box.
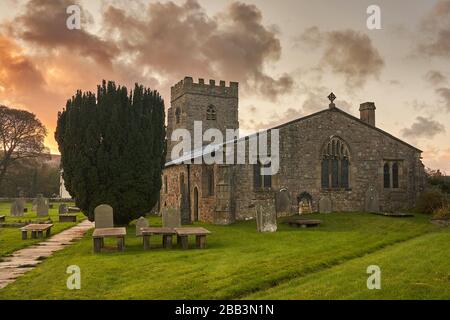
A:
[0,202,83,257]
[0,212,447,299]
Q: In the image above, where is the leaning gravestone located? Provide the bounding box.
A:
[318,196,332,213]
[162,206,181,228]
[255,198,277,232]
[58,203,68,214]
[135,216,149,236]
[10,198,25,217]
[94,204,114,229]
[275,189,290,216]
[36,194,49,216]
[365,186,380,213]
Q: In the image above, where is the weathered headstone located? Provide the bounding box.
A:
[255,198,277,232]
[365,186,380,213]
[318,196,332,213]
[94,204,114,229]
[31,198,38,212]
[58,203,68,214]
[36,194,49,216]
[10,198,25,217]
[162,206,181,228]
[275,189,290,216]
[135,216,149,236]
[68,206,81,213]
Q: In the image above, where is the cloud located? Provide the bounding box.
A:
[100,0,293,100]
[424,70,447,86]
[401,116,446,139]
[4,0,119,67]
[297,27,384,89]
[436,87,450,112]
[418,1,450,58]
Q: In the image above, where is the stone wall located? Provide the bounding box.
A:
[166,76,239,162]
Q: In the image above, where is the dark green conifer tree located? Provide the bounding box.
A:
[55,81,166,224]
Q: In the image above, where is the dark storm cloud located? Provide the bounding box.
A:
[297,27,384,89]
[101,0,293,100]
[4,0,119,67]
[418,0,450,58]
[401,116,446,139]
[424,70,447,86]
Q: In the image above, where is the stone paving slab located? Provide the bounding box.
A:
[0,220,93,290]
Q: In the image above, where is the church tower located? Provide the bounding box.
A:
[166,76,239,162]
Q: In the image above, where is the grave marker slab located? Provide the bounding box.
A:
[94,204,114,229]
[162,207,181,228]
[255,198,277,232]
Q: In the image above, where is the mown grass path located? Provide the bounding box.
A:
[0,220,93,289]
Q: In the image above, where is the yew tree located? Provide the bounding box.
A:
[55,81,166,224]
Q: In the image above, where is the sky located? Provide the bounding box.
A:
[0,0,449,172]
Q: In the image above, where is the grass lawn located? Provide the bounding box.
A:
[0,212,447,300]
[0,202,84,258]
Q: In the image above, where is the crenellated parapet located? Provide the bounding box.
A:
[171,76,238,102]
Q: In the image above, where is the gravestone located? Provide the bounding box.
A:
[10,198,25,217]
[365,186,380,213]
[135,216,149,236]
[275,189,290,216]
[94,204,114,229]
[31,198,38,212]
[36,194,49,216]
[162,206,181,228]
[318,196,332,213]
[58,203,68,214]
[255,198,277,232]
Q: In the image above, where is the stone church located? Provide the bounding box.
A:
[159,76,425,224]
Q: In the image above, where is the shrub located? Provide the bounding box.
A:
[433,205,450,219]
[416,189,445,214]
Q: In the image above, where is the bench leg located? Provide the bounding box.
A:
[196,235,206,249]
[180,235,188,249]
[143,235,150,250]
[101,238,104,248]
[93,238,102,253]
[22,231,27,240]
[46,228,51,237]
[31,231,37,239]
[163,235,172,249]
[117,237,125,252]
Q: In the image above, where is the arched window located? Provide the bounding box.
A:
[206,105,216,120]
[321,136,350,189]
[175,107,181,124]
[383,163,390,188]
[254,161,272,189]
[202,166,214,197]
[392,162,399,188]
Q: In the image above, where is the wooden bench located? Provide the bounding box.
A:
[58,214,77,222]
[0,215,5,223]
[21,223,53,240]
[140,227,176,250]
[285,219,322,228]
[174,227,211,249]
[92,227,126,253]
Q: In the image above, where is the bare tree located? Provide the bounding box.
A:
[0,105,49,193]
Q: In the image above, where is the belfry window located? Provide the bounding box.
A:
[206,105,216,121]
[321,136,350,189]
[175,108,181,124]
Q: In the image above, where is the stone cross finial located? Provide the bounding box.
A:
[328,92,336,108]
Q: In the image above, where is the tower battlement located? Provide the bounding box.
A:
[171,76,238,102]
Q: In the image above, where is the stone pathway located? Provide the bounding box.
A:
[0,220,94,289]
